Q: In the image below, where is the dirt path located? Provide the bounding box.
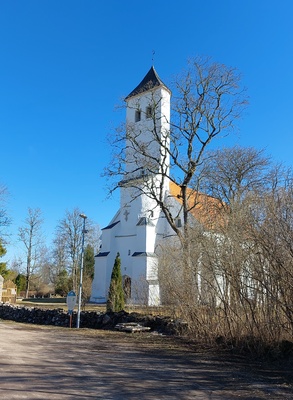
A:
[0,320,292,399]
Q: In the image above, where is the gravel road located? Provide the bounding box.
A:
[0,320,292,399]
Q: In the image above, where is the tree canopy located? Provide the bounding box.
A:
[0,239,8,278]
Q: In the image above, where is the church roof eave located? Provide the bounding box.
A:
[125,66,171,100]
[95,251,110,257]
[132,252,157,257]
[102,220,120,230]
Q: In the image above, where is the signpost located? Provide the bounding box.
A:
[66,290,77,328]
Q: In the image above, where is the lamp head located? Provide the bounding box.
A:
[79,213,87,219]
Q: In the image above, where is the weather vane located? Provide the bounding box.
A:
[152,50,155,65]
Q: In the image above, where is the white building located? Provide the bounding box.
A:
[90,66,181,306]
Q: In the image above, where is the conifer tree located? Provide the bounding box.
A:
[0,239,8,278]
[14,274,26,294]
[107,252,124,312]
[84,244,95,280]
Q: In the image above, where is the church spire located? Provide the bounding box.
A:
[125,66,170,100]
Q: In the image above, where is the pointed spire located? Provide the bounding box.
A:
[125,66,170,100]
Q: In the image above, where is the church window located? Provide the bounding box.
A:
[135,110,141,122]
[146,106,153,119]
[175,218,182,228]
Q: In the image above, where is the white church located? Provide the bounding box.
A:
[90,66,201,306]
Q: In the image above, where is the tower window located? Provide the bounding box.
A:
[135,110,141,122]
[146,106,153,119]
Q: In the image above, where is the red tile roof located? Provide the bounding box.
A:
[169,181,226,230]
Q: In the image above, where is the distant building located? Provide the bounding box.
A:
[0,279,17,303]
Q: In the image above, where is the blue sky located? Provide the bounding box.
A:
[1,0,292,264]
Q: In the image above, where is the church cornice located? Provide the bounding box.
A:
[115,234,136,238]
[118,174,147,187]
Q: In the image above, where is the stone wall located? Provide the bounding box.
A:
[0,303,184,335]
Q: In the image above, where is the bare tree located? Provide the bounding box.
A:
[29,245,54,297]
[18,207,44,298]
[55,208,100,293]
[105,57,247,304]
[248,171,293,338]
[159,151,293,350]
[49,233,69,290]
[0,183,11,241]
[198,146,272,313]
[199,146,271,206]
[106,57,247,248]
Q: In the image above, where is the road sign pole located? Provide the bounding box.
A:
[66,291,77,328]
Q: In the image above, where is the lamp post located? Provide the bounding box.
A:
[76,213,87,328]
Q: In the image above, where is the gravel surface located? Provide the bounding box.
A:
[0,320,292,399]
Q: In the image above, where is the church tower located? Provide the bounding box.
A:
[124,66,171,181]
[91,67,171,306]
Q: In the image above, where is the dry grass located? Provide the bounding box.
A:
[16,300,173,317]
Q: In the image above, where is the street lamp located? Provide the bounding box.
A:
[76,213,87,328]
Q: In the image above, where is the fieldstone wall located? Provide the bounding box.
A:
[0,303,184,335]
